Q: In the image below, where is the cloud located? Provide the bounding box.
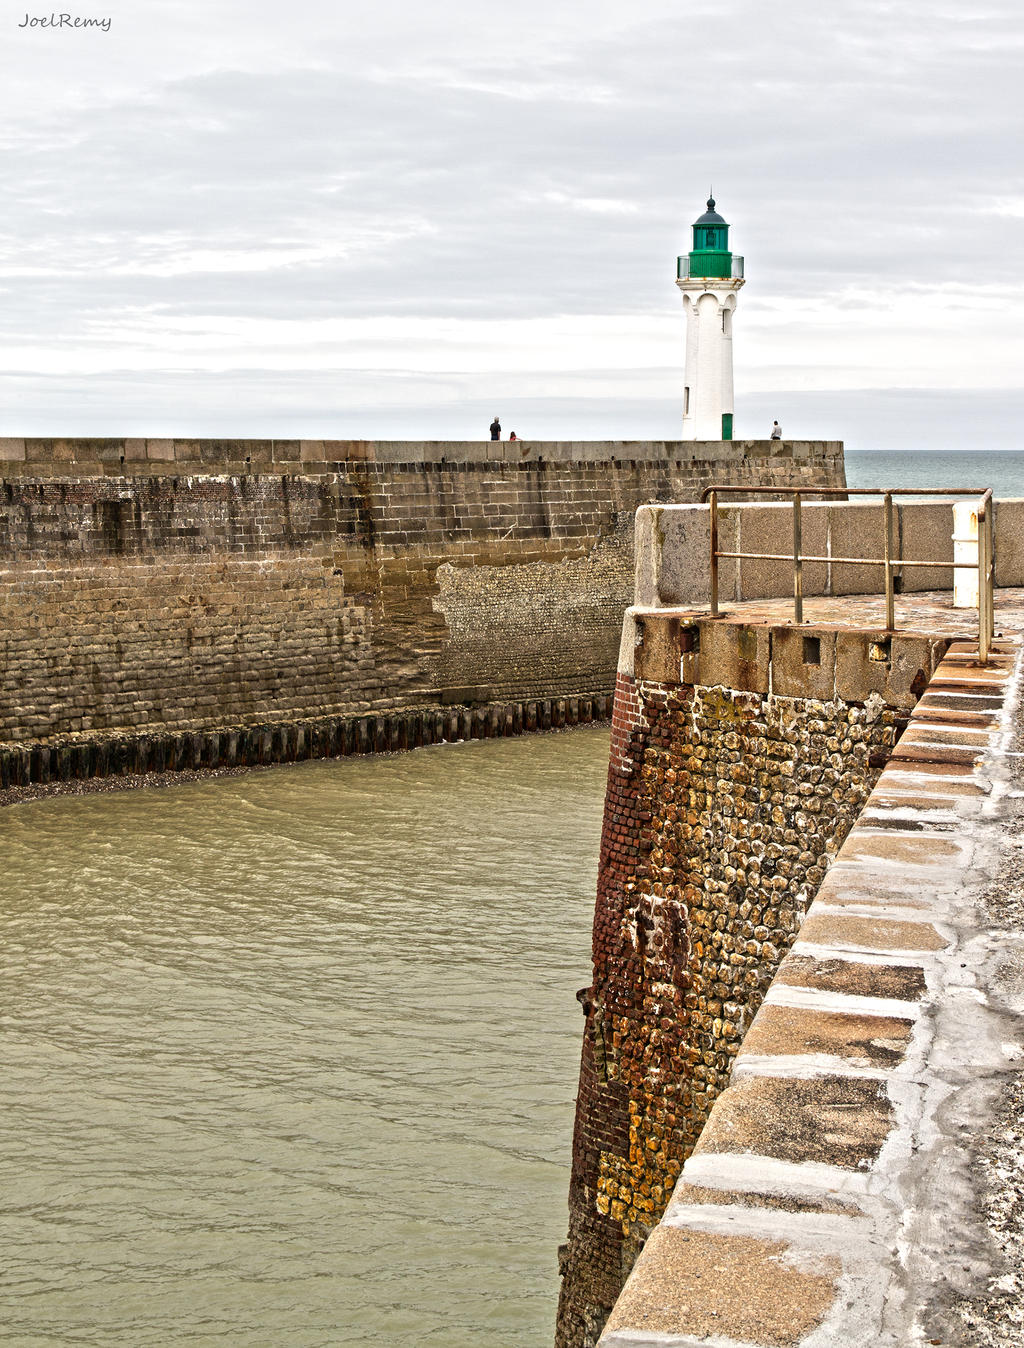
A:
[0,0,1020,433]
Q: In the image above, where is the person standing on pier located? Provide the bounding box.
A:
[489,416,501,441]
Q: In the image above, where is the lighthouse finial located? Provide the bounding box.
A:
[707,186,715,210]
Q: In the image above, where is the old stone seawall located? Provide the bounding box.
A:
[557,497,1024,1348]
[0,437,843,792]
[555,613,944,1347]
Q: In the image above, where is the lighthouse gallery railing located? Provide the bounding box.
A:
[676,255,745,280]
[699,485,996,666]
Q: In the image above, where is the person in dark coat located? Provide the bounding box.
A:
[489,417,501,441]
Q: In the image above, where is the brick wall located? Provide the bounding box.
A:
[555,660,907,1348]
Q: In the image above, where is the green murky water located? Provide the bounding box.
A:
[0,727,610,1346]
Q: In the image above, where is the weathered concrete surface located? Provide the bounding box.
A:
[596,620,1024,1347]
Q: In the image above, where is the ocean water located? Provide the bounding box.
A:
[845,449,1024,498]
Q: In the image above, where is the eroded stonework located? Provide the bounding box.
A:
[556,671,901,1347]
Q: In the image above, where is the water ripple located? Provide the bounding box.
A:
[0,728,609,1346]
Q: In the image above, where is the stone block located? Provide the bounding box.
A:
[835,631,942,709]
[775,952,927,1002]
[668,503,738,606]
[693,1073,895,1170]
[26,438,72,461]
[799,909,950,949]
[887,634,946,706]
[87,440,127,463]
[241,441,271,465]
[697,619,770,693]
[898,501,954,592]
[372,440,428,462]
[0,439,26,461]
[197,439,256,464]
[616,609,640,678]
[632,505,662,607]
[602,1226,840,1347]
[835,629,892,704]
[271,440,301,461]
[994,499,1024,586]
[145,439,176,460]
[739,1003,914,1069]
[770,625,836,700]
[633,613,700,685]
[328,440,373,461]
[737,501,828,600]
[828,501,887,595]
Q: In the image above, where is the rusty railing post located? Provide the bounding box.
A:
[978,494,992,665]
[709,490,719,617]
[792,491,803,625]
[978,500,987,665]
[986,494,995,645]
[884,492,895,631]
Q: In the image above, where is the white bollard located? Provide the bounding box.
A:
[952,500,980,608]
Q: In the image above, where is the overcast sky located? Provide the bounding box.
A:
[0,0,1020,447]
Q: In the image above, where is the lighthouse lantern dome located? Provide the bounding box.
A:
[685,196,733,279]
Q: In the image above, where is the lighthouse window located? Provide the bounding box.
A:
[684,386,690,415]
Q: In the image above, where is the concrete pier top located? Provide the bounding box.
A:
[0,437,842,473]
[600,588,1024,1347]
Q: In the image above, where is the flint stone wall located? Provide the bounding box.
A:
[555,612,948,1348]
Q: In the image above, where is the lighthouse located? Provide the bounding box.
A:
[677,197,744,440]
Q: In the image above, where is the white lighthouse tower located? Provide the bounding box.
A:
[677,197,744,440]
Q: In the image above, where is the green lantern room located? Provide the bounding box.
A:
[677,197,743,280]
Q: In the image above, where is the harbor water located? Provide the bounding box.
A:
[1,728,610,1346]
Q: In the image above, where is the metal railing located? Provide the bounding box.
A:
[699,486,996,665]
[675,255,745,280]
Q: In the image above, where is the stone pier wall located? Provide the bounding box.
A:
[596,631,1024,1347]
[555,609,949,1347]
[0,438,843,787]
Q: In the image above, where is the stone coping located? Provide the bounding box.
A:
[0,438,842,474]
[599,633,1024,1346]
